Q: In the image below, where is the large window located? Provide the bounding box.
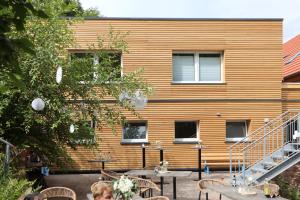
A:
[175,121,198,142]
[70,51,122,82]
[226,121,248,142]
[122,121,148,143]
[172,52,222,83]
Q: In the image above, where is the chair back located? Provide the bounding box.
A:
[197,179,224,192]
[90,181,112,194]
[40,187,76,200]
[130,177,161,192]
[100,169,121,181]
[144,196,169,200]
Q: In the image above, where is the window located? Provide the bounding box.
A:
[73,120,96,145]
[175,121,198,142]
[226,121,248,142]
[172,52,222,83]
[70,51,122,82]
[122,121,147,143]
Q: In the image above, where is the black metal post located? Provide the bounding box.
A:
[173,177,177,200]
[142,146,146,168]
[101,161,105,170]
[160,148,164,196]
[198,148,202,180]
[160,177,164,196]
[4,144,10,176]
[160,148,163,162]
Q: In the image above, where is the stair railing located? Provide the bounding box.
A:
[228,110,300,177]
[240,111,300,178]
[0,138,15,175]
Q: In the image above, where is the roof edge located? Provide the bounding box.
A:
[83,17,283,21]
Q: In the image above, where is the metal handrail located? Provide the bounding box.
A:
[241,112,300,152]
[228,110,290,150]
[229,110,300,178]
[0,138,15,148]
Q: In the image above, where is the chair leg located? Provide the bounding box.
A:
[198,191,201,200]
[219,194,222,200]
[206,192,208,200]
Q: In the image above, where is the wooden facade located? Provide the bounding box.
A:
[66,18,285,171]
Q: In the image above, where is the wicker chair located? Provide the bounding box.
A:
[254,183,280,197]
[130,177,161,197]
[144,196,169,200]
[90,181,112,194]
[100,169,121,181]
[197,179,224,200]
[40,187,76,200]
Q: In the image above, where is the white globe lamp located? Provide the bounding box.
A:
[31,98,45,111]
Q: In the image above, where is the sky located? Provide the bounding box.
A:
[80,0,300,42]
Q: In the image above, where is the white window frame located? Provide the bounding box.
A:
[225,120,248,142]
[172,51,224,84]
[174,120,199,142]
[69,51,123,84]
[122,121,148,143]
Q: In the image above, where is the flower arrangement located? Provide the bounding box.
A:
[159,160,169,173]
[113,176,138,200]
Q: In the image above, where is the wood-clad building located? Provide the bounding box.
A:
[67,18,285,171]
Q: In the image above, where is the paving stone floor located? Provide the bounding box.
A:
[45,172,232,200]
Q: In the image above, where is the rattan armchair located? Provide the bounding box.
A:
[100,169,121,181]
[40,187,76,200]
[197,179,224,200]
[254,183,280,198]
[130,177,161,197]
[90,181,112,194]
[144,196,169,200]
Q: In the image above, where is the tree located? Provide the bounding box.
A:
[0,0,47,90]
[0,1,151,167]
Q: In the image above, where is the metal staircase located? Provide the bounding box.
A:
[229,110,300,185]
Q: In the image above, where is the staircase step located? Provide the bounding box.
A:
[262,161,277,167]
[283,148,299,153]
[271,154,286,159]
[251,167,267,173]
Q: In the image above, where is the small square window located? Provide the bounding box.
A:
[226,121,248,142]
[122,121,147,143]
[175,121,198,142]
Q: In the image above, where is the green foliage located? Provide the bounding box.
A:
[0,2,151,167]
[274,175,300,200]
[0,153,33,200]
[0,0,47,89]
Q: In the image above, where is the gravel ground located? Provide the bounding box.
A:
[45,172,232,200]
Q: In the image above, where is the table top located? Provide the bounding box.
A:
[125,169,192,178]
[87,159,117,163]
[206,184,287,200]
[87,193,143,200]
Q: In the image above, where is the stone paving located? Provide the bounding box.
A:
[45,172,232,200]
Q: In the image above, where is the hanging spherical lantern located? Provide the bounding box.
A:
[56,66,63,84]
[69,124,75,133]
[31,98,45,111]
[133,90,147,110]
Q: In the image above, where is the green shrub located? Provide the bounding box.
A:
[0,154,33,200]
[274,175,300,200]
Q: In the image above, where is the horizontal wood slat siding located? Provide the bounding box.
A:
[70,20,283,99]
[66,19,283,170]
[67,101,282,170]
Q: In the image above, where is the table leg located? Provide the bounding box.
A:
[199,148,202,180]
[173,177,177,200]
[142,147,146,168]
[160,177,164,196]
[102,161,105,170]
